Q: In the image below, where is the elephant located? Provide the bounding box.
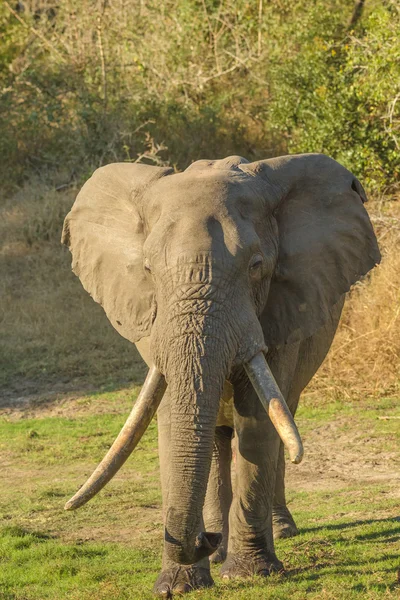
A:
[61,153,380,596]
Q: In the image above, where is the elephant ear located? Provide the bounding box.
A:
[247,154,381,346]
[62,162,173,343]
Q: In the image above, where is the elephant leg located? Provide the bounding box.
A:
[272,297,345,541]
[203,425,233,564]
[272,443,299,539]
[221,386,283,579]
[154,390,213,597]
[258,343,300,542]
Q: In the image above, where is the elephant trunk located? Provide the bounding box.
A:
[63,269,303,527]
[161,320,233,565]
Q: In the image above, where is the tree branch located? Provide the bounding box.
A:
[4,1,65,62]
[348,0,366,30]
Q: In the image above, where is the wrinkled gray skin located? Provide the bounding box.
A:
[62,154,380,596]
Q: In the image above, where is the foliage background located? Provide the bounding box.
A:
[1,4,399,599]
[0,0,399,399]
[1,0,399,189]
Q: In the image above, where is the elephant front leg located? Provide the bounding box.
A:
[221,391,284,579]
[203,425,233,563]
[272,441,299,539]
[273,389,301,540]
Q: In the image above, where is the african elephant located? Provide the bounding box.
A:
[62,154,380,596]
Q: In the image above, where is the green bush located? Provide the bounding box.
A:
[267,2,400,190]
[0,1,398,192]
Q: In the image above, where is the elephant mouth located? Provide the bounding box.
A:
[64,351,303,511]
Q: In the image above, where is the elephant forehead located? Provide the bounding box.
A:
[144,208,244,265]
[143,169,264,218]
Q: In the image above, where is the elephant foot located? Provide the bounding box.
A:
[272,506,299,540]
[153,566,214,597]
[220,552,284,579]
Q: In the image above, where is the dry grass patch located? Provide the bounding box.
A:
[0,180,146,399]
[308,198,400,402]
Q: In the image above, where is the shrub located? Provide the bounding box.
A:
[267,1,400,191]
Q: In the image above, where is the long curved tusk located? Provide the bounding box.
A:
[64,365,167,510]
[244,353,304,464]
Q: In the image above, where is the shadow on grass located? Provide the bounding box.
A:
[283,518,400,586]
[286,554,400,587]
[2,525,55,540]
[0,372,146,415]
[353,580,400,593]
[301,516,400,535]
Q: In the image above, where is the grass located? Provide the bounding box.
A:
[0,388,399,599]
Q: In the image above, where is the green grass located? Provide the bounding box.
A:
[0,390,399,599]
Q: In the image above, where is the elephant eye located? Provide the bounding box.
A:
[249,254,263,278]
[144,258,152,273]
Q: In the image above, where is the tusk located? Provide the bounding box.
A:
[244,353,304,464]
[64,365,167,510]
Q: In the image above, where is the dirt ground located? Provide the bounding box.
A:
[286,417,400,501]
[2,384,399,506]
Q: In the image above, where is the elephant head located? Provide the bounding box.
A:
[62,154,380,564]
